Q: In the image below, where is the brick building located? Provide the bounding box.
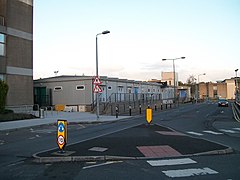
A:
[0,0,33,111]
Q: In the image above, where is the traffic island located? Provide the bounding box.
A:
[33,123,233,163]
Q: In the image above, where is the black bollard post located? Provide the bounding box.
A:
[166,104,168,109]
[129,105,132,116]
[116,106,118,118]
[170,103,172,108]
[155,104,157,111]
[161,103,163,110]
[139,104,142,114]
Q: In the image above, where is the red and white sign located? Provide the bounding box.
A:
[57,135,65,145]
[93,76,102,84]
[94,84,102,93]
[93,76,102,93]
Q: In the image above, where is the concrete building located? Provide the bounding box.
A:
[198,78,237,100]
[0,0,33,111]
[161,72,178,87]
[34,76,174,112]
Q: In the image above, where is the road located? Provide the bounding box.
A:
[0,102,239,179]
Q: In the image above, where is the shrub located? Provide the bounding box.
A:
[0,80,9,114]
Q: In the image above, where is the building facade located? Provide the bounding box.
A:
[0,0,33,111]
[198,78,237,100]
[161,72,178,87]
[34,76,174,112]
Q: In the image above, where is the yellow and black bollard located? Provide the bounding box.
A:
[57,119,67,153]
[146,107,152,125]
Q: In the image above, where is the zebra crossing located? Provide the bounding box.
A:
[147,158,218,178]
[187,128,240,136]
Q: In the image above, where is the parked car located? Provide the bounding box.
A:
[218,98,229,107]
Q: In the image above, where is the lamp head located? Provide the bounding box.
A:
[102,30,110,34]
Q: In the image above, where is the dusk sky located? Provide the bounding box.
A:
[33,0,240,83]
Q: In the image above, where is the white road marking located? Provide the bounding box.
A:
[220,129,238,133]
[147,158,196,167]
[7,161,24,167]
[233,128,240,131]
[88,147,108,152]
[83,161,122,170]
[162,167,218,178]
[187,131,204,136]
[203,131,223,135]
[0,140,5,145]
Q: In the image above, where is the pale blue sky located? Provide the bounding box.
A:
[33,0,240,82]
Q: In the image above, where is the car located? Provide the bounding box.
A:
[218,98,229,107]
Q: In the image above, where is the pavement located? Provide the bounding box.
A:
[0,111,129,131]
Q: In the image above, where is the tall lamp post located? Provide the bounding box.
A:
[235,69,239,102]
[196,73,206,103]
[96,30,110,120]
[162,57,185,106]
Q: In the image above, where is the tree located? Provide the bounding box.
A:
[0,80,9,113]
[186,75,196,85]
[186,75,196,97]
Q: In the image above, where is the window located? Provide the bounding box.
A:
[0,33,6,56]
[108,86,112,90]
[54,86,63,91]
[0,74,3,81]
[76,85,85,90]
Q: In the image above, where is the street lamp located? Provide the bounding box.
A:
[162,57,185,106]
[196,73,206,103]
[235,69,239,102]
[96,30,110,120]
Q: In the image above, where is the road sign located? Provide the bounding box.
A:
[146,108,152,124]
[93,84,102,93]
[93,76,102,84]
[57,119,67,150]
[58,135,65,145]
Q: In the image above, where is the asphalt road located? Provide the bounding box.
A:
[0,102,240,179]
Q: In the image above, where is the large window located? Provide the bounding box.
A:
[0,74,3,81]
[0,33,6,56]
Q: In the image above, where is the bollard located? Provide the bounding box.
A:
[166,104,168,109]
[40,108,44,119]
[139,104,142,114]
[116,106,119,118]
[155,104,157,111]
[146,107,152,124]
[161,103,163,110]
[170,103,172,108]
[129,105,132,116]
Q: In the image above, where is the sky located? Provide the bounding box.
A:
[33,0,240,83]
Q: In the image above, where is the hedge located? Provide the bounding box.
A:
[0,80,8,113]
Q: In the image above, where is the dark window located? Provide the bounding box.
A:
[54,86,63,91]
[76,85,85,90]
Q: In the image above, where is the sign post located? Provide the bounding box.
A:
[93,76,102,120]
[146,107,152,124]
[57,119,67,152]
